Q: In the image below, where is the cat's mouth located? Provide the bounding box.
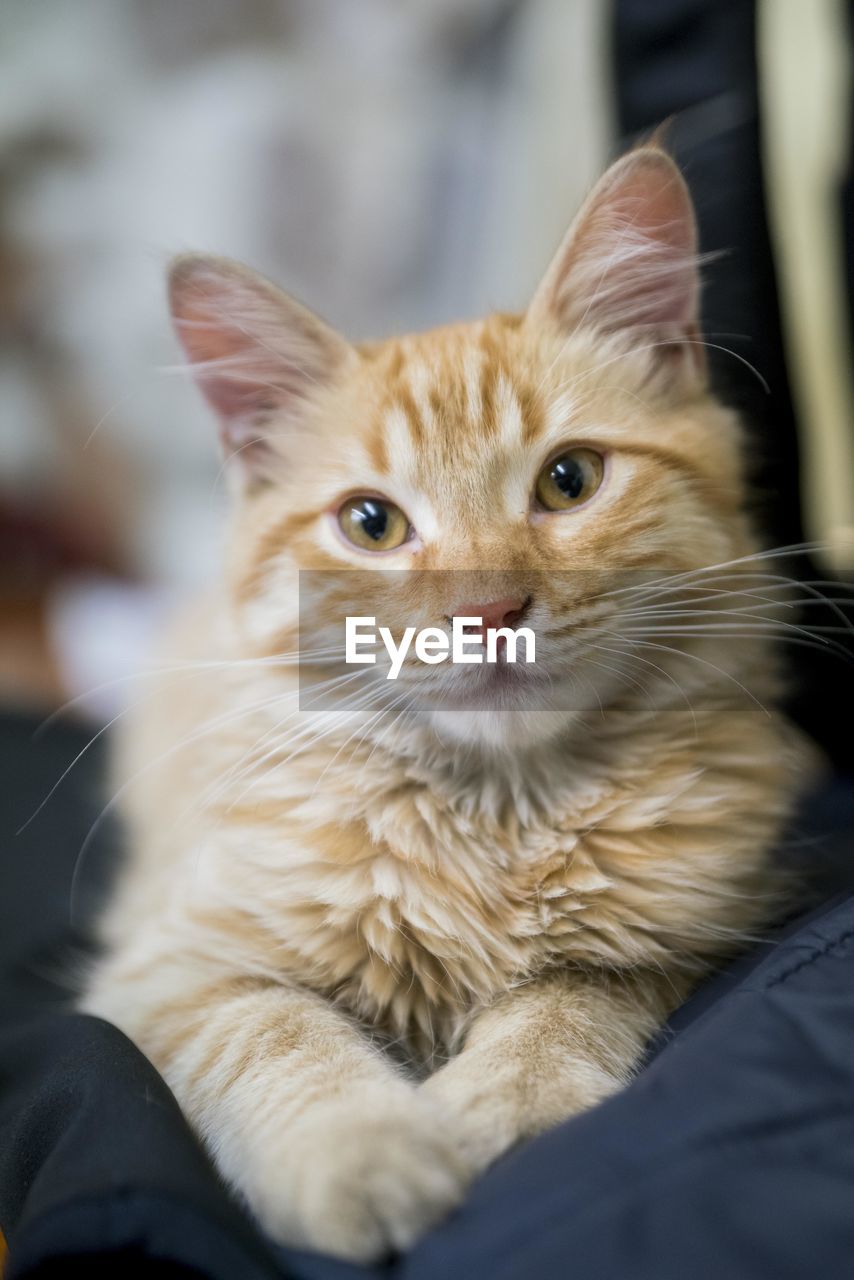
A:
[419,657,551,711]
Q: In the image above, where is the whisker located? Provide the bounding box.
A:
[603,636,773,716]
[589,543,834,607]
[194,669,367,814]
[66,683,319,925]
[36,647,344,733]
[592,642,699,735]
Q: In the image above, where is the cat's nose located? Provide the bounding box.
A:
[448,595,531,638]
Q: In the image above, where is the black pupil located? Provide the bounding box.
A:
[552,456,584,499]
[357,500,388,541]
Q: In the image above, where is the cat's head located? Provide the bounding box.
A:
[170,145,753,750]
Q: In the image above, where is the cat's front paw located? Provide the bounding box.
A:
[422,1049,620,1171]
[249,1086,471,1262]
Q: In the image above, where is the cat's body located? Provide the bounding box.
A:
[83,148,813,1260]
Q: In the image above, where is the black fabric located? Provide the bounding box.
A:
[613,0,854,771]
[614,0,802,550]
[3,707,854,1279]
[0,711,287,1280]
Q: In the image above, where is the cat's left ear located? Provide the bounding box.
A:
[169,255,356,479]
[527,146,704,387]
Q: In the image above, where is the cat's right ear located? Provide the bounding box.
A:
[168,255,355,479]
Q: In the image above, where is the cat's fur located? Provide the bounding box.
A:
[82,146,811,1261]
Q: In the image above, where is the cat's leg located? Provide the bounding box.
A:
[83,958,470,1261]
[422,967,690,1171]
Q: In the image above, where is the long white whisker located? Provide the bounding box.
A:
[592,642,699,736]
[605,636,773,715]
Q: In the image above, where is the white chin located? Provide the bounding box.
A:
[429,705,572,751]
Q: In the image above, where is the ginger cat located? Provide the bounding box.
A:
[83,146,809,1261]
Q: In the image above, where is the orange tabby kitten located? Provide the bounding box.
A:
[82,146,810,1261]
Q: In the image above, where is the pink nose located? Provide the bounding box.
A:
[449,596,531,639]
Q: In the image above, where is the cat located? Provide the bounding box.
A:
[81,144,812,1261]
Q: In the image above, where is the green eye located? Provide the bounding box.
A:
[337,496,411,551]
[535,448,604,511]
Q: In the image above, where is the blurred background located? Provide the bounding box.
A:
[1,0,853,741]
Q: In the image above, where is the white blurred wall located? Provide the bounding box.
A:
[0,0,608,586]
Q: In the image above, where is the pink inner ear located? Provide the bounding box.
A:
[543,150,701,337]
[595,164,697,327]
[191,372,273,430]
[168,260,353,471]
[171,298,281,429]
[174,322,277,463]
[173,330,276,430]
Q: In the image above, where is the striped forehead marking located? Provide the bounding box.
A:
[383,403,419,475]
[462,345,484,425]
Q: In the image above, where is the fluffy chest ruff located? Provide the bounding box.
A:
[172,702,802,1059]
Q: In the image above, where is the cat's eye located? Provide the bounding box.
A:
[337,496,411,552]
[535,448,604,512]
